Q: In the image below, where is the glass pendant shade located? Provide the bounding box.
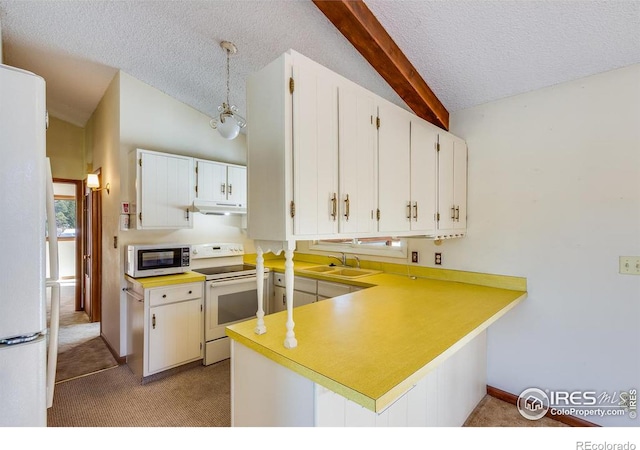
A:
[216,115,240,140]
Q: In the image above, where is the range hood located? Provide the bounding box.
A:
[193,199,247,215]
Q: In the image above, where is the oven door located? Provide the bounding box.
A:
[205,275,268,342]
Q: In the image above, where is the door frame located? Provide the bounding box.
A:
[82,171,102,323]
[52,178,83,311]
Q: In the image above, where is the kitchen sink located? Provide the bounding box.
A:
[302,265,337,273]
[300,266,381,278]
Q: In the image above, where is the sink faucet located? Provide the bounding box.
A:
[328,253,346,266]
[328,253,360,268]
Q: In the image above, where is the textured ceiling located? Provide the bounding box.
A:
[0,0,638,129]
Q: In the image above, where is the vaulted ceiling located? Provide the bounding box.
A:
[1,0,638,129]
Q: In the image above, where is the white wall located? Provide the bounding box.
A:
[417,64,639,426]
[85,72,121,353]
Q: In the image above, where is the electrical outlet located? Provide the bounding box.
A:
[619,256,640,275]
[435,252,442,265]
[411,251,419,263]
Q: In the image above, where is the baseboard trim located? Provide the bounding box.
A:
[487,385,599,427]
[101,334,126,365]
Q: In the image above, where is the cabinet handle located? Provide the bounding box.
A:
[451,206,456,220]
[406,202,412,219]
[152,313,156,329]
[344,194,350,221]
[162,294,167,298]
[413,202,418,221]
[228,184,232,195]
[455,206,460,221]
[282,293,286,306]
[221,183,226,194]
[185,208,190,221]
[331,193,337,220]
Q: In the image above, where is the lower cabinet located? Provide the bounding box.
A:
[126,280,204,379]
[271,273,317,313]
[271,273,365,311]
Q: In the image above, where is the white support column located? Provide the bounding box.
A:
[283,247,297,349]
[254,246,267,335]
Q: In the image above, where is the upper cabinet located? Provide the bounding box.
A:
[435,133,467,238]
[246,49,466,243]
[410,118,439,233]
[194,159,247,214]
[135,148,194,229]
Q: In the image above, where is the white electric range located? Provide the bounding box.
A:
[190,243,269,365]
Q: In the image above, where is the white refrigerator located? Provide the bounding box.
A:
[0,64,60,426]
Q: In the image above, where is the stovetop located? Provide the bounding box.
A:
[193,264,256,277]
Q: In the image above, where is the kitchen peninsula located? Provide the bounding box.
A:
[227,258,526,427]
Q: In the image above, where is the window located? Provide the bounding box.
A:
[54,196,76,239]
[309,237,407,258]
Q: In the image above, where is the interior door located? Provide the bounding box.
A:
[83,176,102,323]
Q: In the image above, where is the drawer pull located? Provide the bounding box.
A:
[188,290,192,294]
[162,294,167,298]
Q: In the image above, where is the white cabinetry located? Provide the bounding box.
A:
[135,148,194,229]
[316,280,353,301]
[126,279,203,379]
[377,101,412,233]
[338,84,377,235]
[435,132,467,238]
[247,49,464,241]
[272,273,317,313]
[410,119,439,233]
[195,159,246,208]
[378,106,439,235]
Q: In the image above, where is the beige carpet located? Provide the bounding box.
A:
[48,355,567,427]
[463,395,568,427]
[48,360,231,427]
[48,283,118,383]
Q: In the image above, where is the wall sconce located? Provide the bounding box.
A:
[87,173,110,195]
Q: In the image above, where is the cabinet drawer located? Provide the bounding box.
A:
[273,273,317,294]
[149,282,203,307]
[317,280,351,298]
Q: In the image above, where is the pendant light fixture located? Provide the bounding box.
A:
[210,41,246,140]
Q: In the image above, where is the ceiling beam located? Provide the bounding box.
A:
[313,0,449,130]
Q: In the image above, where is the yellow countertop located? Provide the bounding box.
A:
[227,256,526,413]
[125,271,206,288]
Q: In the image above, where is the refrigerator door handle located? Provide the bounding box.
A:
[45,281,60,408]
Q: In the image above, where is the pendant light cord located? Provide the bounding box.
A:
[225,48,230,107]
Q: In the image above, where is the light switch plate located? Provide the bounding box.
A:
[619,256,640,275]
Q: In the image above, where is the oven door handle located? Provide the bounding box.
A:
[208,276,261,287]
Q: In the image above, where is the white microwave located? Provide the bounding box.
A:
[126,244,191,278]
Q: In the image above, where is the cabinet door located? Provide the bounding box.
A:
[437,133,467,233]
[196,159,228,202]
[293,291,317,307]
[227,165,247,206]
[377,103,411,232]
[292,55,339,236]
[138,150,193,229]
[453,137,468,230]
[410,120,438,232]
[437,134,455,231]
[148,298,202,374]
[338,84,377,234]
[272,286,316,311]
